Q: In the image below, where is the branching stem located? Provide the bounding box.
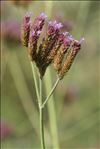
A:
[41,77,60,109]
[31,62,60,149]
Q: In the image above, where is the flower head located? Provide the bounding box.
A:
[21,12,84,79]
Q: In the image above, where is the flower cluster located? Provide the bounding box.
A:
[21,12,84,79]
[2,20,20,42]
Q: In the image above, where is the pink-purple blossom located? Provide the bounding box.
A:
[21,12,84,78]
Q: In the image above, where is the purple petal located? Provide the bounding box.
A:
[37,30,41,35]
[32,31,35,36]
[39,12,47,18]
[55,23,63,29]
[63,32,69,36]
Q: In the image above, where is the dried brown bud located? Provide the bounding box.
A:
[28,13,46,61]
[53,35,73,72]
[58,38,84,79]
[21,12,31,47]
[46,32,68,65]
[37,21,63,78]
[28,30,40,61]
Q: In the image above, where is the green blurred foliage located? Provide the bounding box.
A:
[1,1,100,149]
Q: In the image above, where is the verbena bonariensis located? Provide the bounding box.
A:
[21,12,84,79]
[21,12,84,149]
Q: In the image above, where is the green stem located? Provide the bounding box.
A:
[44,2,60,148]
[44,68,60,149]
[40,107,45,149]
[39,79,45,149]
[30,61,46,148]
[30,61,40,104]
[41,77,60,109]
[31,61,45,148]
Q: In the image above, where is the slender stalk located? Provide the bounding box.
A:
[39,79,45,149]
[30,61,46,148]
[31,61,45,148]
[41,77,60,109]
[44,68,60,149]
[44,2,60,148]
[40,107,45,149]
[30,61,40,103]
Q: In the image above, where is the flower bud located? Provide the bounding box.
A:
[28,13,46,61]
[28,30,41,61]
[21,12,31,47]
[47,32,68,64]
[32,12,46,32]
[37,20,63,78]
[58,38,84,79]
[53,35,73,72]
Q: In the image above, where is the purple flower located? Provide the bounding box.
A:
[53,14,74,32]
[38,12,47,20]
[32,12,46,32]
[21,12,84,78]
[1,20,20,42]
[24,12,32,23]
[47,20,63,35]
[0,120,13,140]
[21,12,31,47]
[57,32,68,43]
[62,36,73,47]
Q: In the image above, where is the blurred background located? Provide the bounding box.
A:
[1,1,100,149]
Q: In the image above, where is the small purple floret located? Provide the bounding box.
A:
[63,32,69,36]
[37,30,41,35]
[32,31,35,37]
[55,23,63,29]
[48,20,63,29]
[63,37,72,46]
[24,12,32,23]
[39,12,47,19]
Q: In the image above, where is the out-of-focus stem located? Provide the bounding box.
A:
[44,1,60,149]
[7,52,40,136]
[44,68,60,149]
[39,79,45,149]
